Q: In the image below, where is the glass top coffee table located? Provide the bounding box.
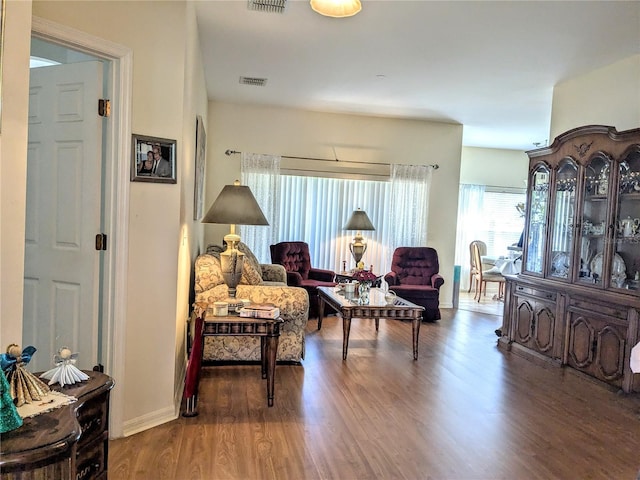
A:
[316,286,424,360]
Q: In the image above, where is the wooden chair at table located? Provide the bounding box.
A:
[471,242,505,302]
[468,240,482,293]
[468,240,498,293]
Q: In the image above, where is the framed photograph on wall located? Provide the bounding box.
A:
[131,134,177,184]
[194,116,207,219]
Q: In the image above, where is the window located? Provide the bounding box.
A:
[455,184,525,290]
[242,158,431,276]
[277,175,393,274]
[480,189,526,256]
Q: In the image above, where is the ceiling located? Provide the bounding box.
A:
[195,1,640,151]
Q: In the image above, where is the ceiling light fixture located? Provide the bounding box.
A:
[310,0,361,18]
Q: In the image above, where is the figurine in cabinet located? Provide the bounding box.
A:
[618,216,639,237]
[597,165,609,195]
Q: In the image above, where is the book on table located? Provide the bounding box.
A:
[239,303,280,319]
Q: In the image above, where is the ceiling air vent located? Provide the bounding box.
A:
[239,76,268,87]
[247,0,287,14]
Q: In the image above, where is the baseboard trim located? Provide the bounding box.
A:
[122,405,177,437]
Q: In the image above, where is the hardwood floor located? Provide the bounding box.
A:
[457,285,504,317]
[109,297,640,480]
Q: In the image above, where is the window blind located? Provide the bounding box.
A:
[481,189,526,256]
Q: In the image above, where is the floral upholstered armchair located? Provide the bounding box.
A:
[194,243,310,363]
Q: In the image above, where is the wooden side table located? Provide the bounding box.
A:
[183,311,283,416]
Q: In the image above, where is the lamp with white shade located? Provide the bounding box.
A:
[201,180,268,298]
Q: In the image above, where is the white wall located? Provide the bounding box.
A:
[206,102,463,307]
[0,0,33,344]
[460,147,528,189]
[550,55,640,139]
[26,0,206,436]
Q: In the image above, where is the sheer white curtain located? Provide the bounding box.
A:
[240,153,280,263]
[455,184,486,290]
[387,164,432,248]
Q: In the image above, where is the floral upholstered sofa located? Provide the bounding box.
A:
[194,243,310,363]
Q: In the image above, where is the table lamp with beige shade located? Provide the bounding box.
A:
[201,180,268,298]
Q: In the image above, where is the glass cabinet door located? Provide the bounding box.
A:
[548,159,578,280]
[525,164,550,274]
[613,149,640,291]
[577,154,612,287]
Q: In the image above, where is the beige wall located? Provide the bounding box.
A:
[551,54,640,139]
[24,1,206,435]
[460,147,528,189]
[206,102,463,307]
[1,0,33,344]
[175,1,208,411]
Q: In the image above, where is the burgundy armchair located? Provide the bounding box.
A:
[384,247,445,321]
[270,241,336,318]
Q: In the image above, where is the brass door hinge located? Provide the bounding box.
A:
[95,233,108,251]
[98,99,111,117]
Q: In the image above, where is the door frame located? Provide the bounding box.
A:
[31,16,131,438]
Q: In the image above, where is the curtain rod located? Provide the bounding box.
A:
[224,149,439,170]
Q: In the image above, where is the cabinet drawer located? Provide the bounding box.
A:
[513,284,557,302]
[569,298,628,320]
[77,392,108,447]
[0,461,72,480]
[76,436,106,480]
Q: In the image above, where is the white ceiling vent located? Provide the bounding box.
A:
[247,0,287,14]
[239,76,268,87]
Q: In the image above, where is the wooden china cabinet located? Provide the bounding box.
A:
[498,125,640,393]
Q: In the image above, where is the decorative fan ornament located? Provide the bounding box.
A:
[0,344,50,407]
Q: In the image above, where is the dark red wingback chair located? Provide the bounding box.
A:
[384,247,445,321]
[270,241,336,318]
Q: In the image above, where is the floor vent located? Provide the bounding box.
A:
[239,76,268,87]
[247,0,287,14]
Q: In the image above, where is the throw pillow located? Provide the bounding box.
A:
[206,244,224,255]
[205,243,263,286]
[237,242,263,278]
[239,259,263,285]
[194,253,225,292]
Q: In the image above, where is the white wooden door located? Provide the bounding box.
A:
[23,61,104,372]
